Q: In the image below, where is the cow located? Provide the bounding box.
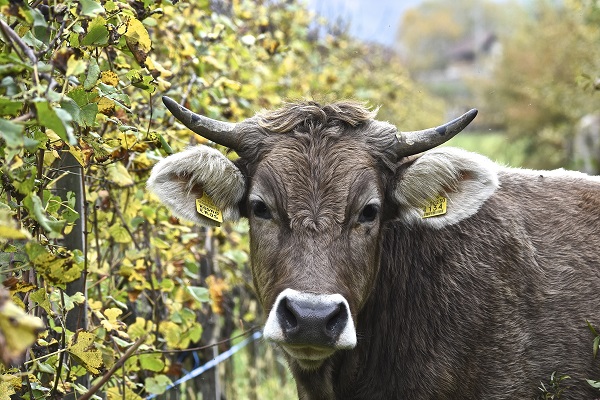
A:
[148,97,600,399]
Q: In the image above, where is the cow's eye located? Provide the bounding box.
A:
[358,203,379,223]
[251,200,272,220]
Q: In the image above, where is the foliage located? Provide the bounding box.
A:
[474,0,600,169]
[397,0,520,73]
[587,321,600,391]
[537,372,571,400]
[0,0,443,397]
[443,131,528,167]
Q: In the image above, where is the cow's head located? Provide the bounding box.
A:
[148,98,498,370]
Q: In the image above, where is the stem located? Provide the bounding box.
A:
[78,334,147,400]
[50,289,68,399]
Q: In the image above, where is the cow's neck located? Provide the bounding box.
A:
[289,222,461,399]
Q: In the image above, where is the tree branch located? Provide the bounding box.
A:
[78,334,147,400]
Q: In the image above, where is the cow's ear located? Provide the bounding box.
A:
[392,147,499,229]
[147,146,245,226]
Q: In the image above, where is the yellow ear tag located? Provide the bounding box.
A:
[422,195,447,218]
[196,192,223,224]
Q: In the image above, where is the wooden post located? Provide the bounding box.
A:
[55,152,90,397]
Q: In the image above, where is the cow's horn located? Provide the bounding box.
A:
[395,109,478,158]
[162,96,239,149]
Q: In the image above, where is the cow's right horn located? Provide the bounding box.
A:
[395,109,478,158]
[162,96,240,150]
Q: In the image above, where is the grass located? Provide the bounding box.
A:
[443,130,528,168]
[224,337,297,399]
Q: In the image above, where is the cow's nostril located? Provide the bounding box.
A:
[326,303,345,332]
[278,297,298,331]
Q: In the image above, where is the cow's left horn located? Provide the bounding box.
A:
[162,96,240,149]
[395,109,478,158]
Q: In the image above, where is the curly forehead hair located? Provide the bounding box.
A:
[234,101,399,175]
[256,100,378,133]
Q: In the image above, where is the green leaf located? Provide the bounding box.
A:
[35,101,76,145]
[70,292,86,305]
[156,133,173,154]
[144,375,172,395]
[37,361,55,374]
[31,8,50,44]
[587,379,600,389]
[62,191,81,224]
[186,324,202,342]
[130,74,156,93]
[0,97,23,116]
[23,194,65,235]
[30,288,53,316]
[81,17,109,47]
[587,320,599,336]
[84,59,101,90]
[80,0,105,17]
[594,336,599,359]
[139,353,164,372]
[187,286,209,303]
[60,87,98,126]
[159,278,174,292]
[112,336,132,347]
[0,119,24,148]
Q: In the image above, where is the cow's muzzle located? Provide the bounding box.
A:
[263,289,357,355]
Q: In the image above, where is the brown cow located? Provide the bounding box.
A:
[148,97,600,399]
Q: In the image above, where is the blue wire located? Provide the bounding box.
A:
[145,331,263,399]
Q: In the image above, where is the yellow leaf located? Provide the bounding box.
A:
[67,331,103,374]
[106,162,134,187]
[0,291,45,365]
[8,155,23,171]
[206,275,228,315]
[0,377,17,400]
[106,386,143,400]
[97,97,115,115]
[68,145,86,167]
[0,225,30,240]
[108,224,131,244]
[0,209,30,240]
[158,321,184,349]
[119,17,151,65]
[104,307,123,322]
[66,55,87,77]
[127,317,154,341]
[88,299,103,311]
[118,18,151,51]
[100,71,119,87]
[101,307,125,331]
[146,58,172,78]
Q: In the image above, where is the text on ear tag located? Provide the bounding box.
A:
[422,195,447,218]
[196,192,223,223]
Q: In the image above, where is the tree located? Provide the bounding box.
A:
[475,0,600,169]
[397,0,518,74]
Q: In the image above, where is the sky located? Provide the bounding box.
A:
[304,0,422,46]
